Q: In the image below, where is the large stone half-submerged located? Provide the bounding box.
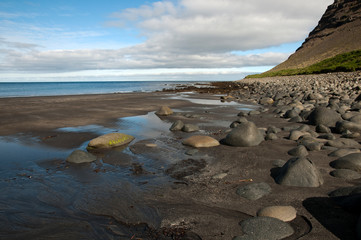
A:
[87,133,135,150]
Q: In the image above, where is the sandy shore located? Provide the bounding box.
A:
[0,77,360,239]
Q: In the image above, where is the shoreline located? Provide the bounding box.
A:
[1,72,361,239]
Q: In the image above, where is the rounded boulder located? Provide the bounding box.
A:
[182,135,220,148]
[224,121,264,147]
[87,133,134,149]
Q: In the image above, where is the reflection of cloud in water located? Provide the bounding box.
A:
[166,93,257,111]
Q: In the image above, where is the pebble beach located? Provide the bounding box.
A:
[1,71,361,239]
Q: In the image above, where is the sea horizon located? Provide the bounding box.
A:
[0,80,208,98]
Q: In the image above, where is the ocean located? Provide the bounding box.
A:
[0,81,201,98]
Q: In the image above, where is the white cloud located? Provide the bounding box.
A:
[0,0,333,73]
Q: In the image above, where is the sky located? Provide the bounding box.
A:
[0,0,334,82]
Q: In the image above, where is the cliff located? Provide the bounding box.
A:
[270,0,361,72]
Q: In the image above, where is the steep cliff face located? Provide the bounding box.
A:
[270,0,361,72]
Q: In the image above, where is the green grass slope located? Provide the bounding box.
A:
[246,49,361,79]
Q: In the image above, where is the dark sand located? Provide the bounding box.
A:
[0,90,359,239]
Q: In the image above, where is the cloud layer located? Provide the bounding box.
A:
[0,0,333,73]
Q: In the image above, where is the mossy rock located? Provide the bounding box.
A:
[87,133,134,150]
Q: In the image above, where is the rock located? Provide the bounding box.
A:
[297,137,324,151]
[330,153,361,172]
[155,106,173,116]
[316,124,331,133]
[257,206,297,222]
[289,116,303,123]
[330,169,361,180]
[87,133,134,149]
[288,130,310,141]
[248,110,261,116]
[272,159,287,168]
[182,124,199,133]
[308,107,342,127]
[66,150,96,164]
[329,186,361,197]
[336,121,361,133]
[284,109,299,119]
[267,126,281,134]
[223,121,264,147]
[259,97,274,105]
[170,120,184,131]
[328,148,360,158]
[350,114,361,123]
[288,145,309,157]
[275,157,324,187]
[236,182,271,200]
[182,135,220,148]
[265,133,278,141]
[326,138,361,149]
[318,133,336,140]
[239,217,294,240]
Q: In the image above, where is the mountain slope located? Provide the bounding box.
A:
[269,0,361,73]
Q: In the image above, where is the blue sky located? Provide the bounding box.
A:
[0,0,333,82]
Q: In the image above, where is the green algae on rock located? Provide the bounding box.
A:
[87,133,134,150]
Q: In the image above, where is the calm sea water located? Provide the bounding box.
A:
[0,81,200,98]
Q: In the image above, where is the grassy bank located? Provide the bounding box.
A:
[246,49,361,78]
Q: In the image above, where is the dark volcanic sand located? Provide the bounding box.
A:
[0,90,359,239]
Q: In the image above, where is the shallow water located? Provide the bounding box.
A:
[0,97,256,239]
[0,112,182,239]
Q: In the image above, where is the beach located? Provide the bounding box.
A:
[1,72,361,239]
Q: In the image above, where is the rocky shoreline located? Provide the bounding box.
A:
[0,71,361,239]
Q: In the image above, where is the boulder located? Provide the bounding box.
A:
[326,138,361,149]
[170,120,184,131]
[275,157,324,187]
[330,169,361,180]
[330,153,361,172]
[316,124,331,133]
[87,133,134,149]
[336,121,361,133]
[236,182,271,200]
[328,148,360,158]
[155,106,173,116]
[182,135,220,148]
[288,145,308,157]
[239,217,294,240]
[257,206,297,222]
[288,130,310,141]
[66,150,96,164]
[224,121,264,147]
[308,107,342,127]
[182,124,199,133]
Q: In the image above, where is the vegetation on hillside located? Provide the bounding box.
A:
[246,50,361,78]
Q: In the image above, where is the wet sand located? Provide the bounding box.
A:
[0,89,359,239]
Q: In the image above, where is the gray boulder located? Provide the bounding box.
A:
[288,145,308,157]
[66,150,96,164]
[336,121,361,133]
[224,121,264,147]
[330,153,361,172]
[326,138,361,149]
[328,148,360,158]
[275,157,324,187]
[316,124,331,133]
[330,169,361,180]
[308,107,342,127]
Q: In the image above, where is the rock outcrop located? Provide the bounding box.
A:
[270,0,361,72]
